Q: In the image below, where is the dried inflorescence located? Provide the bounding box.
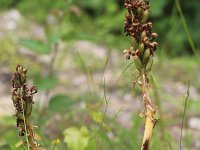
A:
[123,1,159,150]
[12,65,37,136]
[11,65,39,149]
[123,0,158,70]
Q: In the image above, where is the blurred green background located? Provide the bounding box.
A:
[0,0,200,150]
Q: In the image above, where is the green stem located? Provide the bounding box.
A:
[21,99,30,150]
[175,0,199,57]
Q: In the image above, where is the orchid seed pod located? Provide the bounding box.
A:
[142,10,149,23]
[137,7,142,16]
[134,57,143,72]
[138,43,145,53]
[131,38,138,49]
[26,104,33,117]
[141,31,146,41]
[146,57,153,72]
[143,48,151,65]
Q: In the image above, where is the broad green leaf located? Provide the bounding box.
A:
[87,110,110,130]
[20,39,51,54]
[34,74,57,91]
[89,111,103,124]
[47,30,60,45]
[48,95,76,112]
[63,126,90,150]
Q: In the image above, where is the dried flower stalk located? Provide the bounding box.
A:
[123,0,159,149]
[11,65,41,150]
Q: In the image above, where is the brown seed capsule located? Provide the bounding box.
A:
[143,48,151,65]
[131,38,138,49]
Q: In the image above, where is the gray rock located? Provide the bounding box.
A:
[72,40,107,59]
[188,117,200,130]
[163,81,199,101]
[0,9,23,31]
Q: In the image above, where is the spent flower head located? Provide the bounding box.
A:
[123,0,158,71]
[11,65,37,136]
[11,65,40,149]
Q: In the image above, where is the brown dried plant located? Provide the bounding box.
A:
[123,0,159,150]
[11,65,41,150]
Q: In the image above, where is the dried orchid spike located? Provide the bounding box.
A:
[11,65,41,149]
[123,1,159,150]
[124,0,158,70]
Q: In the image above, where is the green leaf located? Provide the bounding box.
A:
[47,29,60,45]
[34,74,57,91]
[89,111,103,124]
[48,95,76,112]
[78,0,103,10]
[63,126,90,150]
[20,39,51,54]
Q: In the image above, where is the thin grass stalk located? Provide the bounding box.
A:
[179,81,190,150]
[151,74,165,139]
[175,0,198,57]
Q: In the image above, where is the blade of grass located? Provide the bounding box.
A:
[109,108,124,124]
[96,77,109,150]
[115,61,134,84]
[96,60,134,150]
[103,77,108,105]
[168,142,173,150]
[175,0,199,60]
[32,119,48,148]
[74,52,95,93]
[179,81,190,150]
[94,51,111,150]
[150,73,165,139]
[99,50,111,105]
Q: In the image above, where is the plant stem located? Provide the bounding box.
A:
[21,100,30,150]
[140,68,158,150]
[22,101,37,149]
[26,120,38,149]
[179,81,190,150]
